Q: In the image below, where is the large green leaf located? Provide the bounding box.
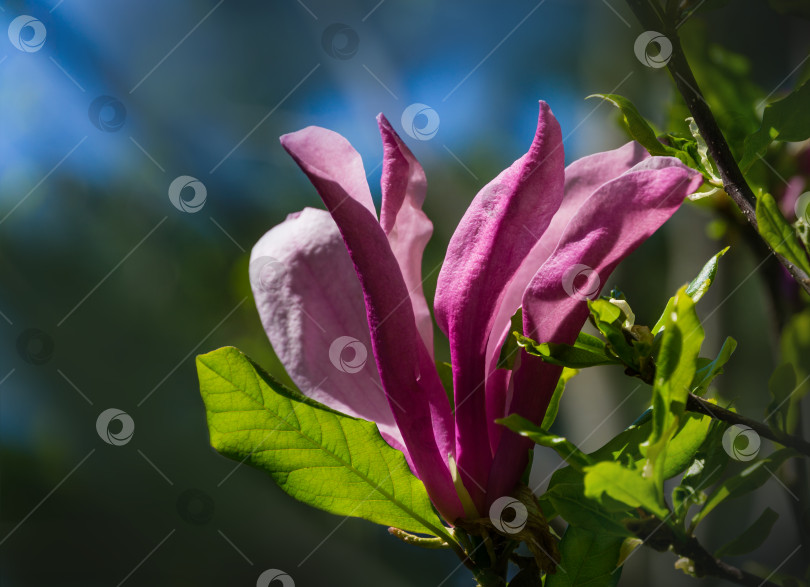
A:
[583,462,668,520]
[546,526,623,587]
[755,192,810,275]
[741,80,810,171]
[197,346,449,538]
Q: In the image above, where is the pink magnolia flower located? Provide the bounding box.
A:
[250,101,702,523]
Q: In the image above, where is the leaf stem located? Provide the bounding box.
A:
[624,0,810,295]
[686,393,810,457]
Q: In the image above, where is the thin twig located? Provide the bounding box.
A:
[687,393,810,457]
[625,0,810,295]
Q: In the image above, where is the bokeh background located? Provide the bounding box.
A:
[1,0,809,585]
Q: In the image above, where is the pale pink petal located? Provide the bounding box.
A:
[280,127,464,521]
[434,101,565,508]
[250,207,407,455]
[486,159,704,502]
[378,114,435,356]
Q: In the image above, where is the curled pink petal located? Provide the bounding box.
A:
[434,101,565,507]
[378,114,435,356]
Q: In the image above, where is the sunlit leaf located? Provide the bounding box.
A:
[197,346,449,538]
[584,462,669,520]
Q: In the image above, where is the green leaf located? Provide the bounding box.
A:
[657,412,714,480]
[542,367,578,430]
[197,346,449,538]
[741,80,810,171]
[546,526,623,587]
[498,415,593,471]
[691,337,737,396]
[544,483,634,537]
[646,286,705,492]
[653,248,729,334]
[588,94,682,159]
[516,334,618,369]
[766,363,796,434]
[584,462,668,519]
[714,507,779,557]
[756,192,810,275]
[685,247,730,302]
[691,448,797,528]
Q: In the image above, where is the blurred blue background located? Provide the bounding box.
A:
[1,0,808,585]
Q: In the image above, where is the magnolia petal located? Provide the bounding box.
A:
[280,127,464,521]
[434,101,565,507]
[486,159,703,502]
[484,142,648,450]
[378,114,435,356]
[250,208,407,456]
